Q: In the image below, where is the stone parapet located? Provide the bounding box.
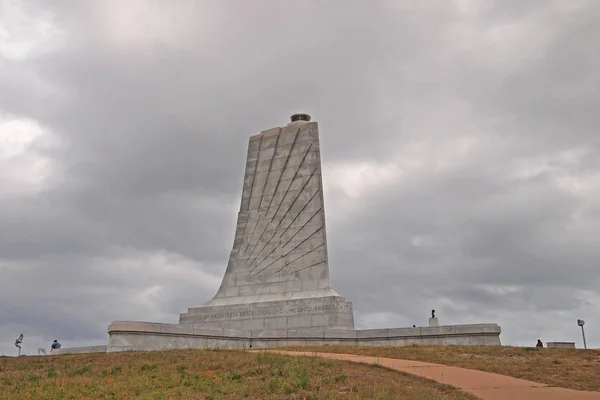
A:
[52,345,108,355]
[103,321,501,352]
[546,342,576,349]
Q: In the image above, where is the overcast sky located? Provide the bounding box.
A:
[1,0,599,355]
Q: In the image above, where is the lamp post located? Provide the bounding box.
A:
[577,319,587,349]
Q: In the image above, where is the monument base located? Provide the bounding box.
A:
[179,296,354,331]
[54,322,501,354]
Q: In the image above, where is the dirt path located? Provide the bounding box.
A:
[264,350,600,400]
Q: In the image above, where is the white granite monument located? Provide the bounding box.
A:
[178,114,354,331]
[56,113,502,354]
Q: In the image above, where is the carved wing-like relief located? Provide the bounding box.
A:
[235,124,328,282]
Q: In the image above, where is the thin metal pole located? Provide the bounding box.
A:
[581,325,587,349]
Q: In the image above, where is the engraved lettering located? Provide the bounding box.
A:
[182,302,352,323]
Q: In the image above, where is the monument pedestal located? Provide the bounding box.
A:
[429,317,439,327]
[179,296,354,331]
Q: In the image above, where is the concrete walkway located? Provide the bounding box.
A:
[264,350,600,400]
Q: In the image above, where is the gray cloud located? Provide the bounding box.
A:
[1,0,599,355]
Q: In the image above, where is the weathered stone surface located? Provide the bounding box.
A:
[356,329,386,339]
[180,118,353,331]
[386,327,422,337]
[324,329,357,339]
[546,342,576,349]
[102,323,502,352]
[180,297,353,331]
[53,345,107,355]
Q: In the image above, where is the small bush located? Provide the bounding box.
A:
[293,368,309,389]
[46,367,58,378]
[229,372,242,381]
[152,391,165,400]
[139,363,159,372]
[267,377,280,393]
[69,365,91,376]
[110,366,122,375]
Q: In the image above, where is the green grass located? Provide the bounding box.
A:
[0,349,476,399]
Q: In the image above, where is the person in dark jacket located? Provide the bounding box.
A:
[51,340,61,352]
[536,339,543,348]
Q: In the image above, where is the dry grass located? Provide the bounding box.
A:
[282,345,600,392]
[0,349,476,400]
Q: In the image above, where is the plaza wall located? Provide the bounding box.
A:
[104,321,501,353]
[53,345,108,355]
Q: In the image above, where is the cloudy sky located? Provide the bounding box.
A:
[1,0,599,355]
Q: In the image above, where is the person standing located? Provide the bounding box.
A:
[536,339,543,348]
[50,340,61,352]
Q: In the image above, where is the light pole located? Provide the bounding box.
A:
[577,319,587,349]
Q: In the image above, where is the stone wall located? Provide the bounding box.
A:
[546,342,576,349]
[53,345,108,355]
[106,321,501,352]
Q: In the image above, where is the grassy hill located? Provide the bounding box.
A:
[283,345,600,392]
[0,349,475,400]
[4,345,596,399]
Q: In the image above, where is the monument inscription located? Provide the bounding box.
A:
[181,302,353,324]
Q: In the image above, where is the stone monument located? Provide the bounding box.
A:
[178,113,354,331]
[55,113,502,354]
